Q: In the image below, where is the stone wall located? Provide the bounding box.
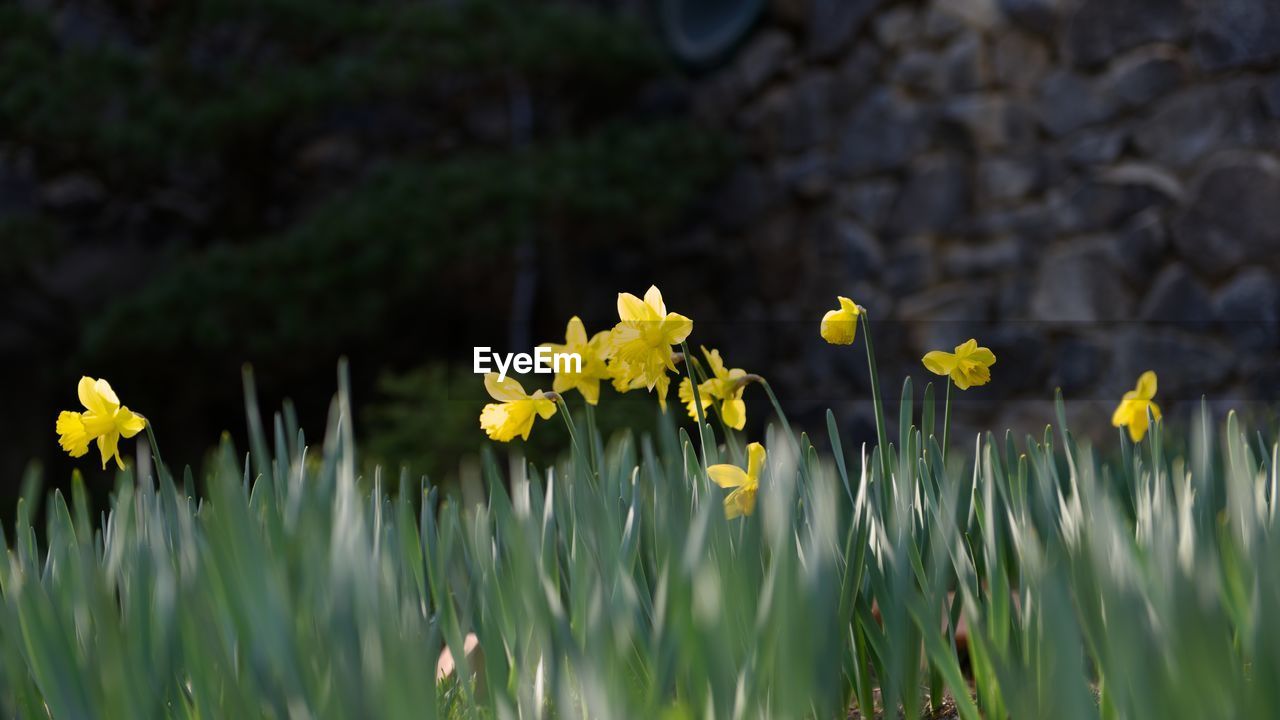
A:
[687,0,1280,439]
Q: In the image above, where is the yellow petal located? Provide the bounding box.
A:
[720,397,746,430]
[745,442,766,480]
[954,339,979,356]
[708,464,749,488]
[660,313,693,345]
[566,316,588,347]
[1112,399,1134,428]
[922,351,958,376]
[951,369,971,390]
[702,347,728,381]
[820,309,857,345]
[966,346,996,367]
[530,393,558,420]
[78,376,109,415]
[1136,371,1157,400]
[97,431,122,470]
[116,407,147,438]
[484,373,528,402]
[724,484,758,519]
[1148,400,1161,422]
[578,378,600,405]
[643,285,666,315]
[56,411,91,457]
[1127,411,1149,442]
[837,296,861,316]
[617,292,653,322]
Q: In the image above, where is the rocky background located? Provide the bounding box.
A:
[684,0,1280,442]
[4,0,1280,503]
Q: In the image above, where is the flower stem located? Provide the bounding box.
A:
[583,400,602,475]
[859,312,892,482]
[942,378,952,467]
[553,396,590,476]
[144,424,168,482]
[680,340,711,466]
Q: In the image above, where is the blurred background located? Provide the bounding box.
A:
[4,0,1280,510]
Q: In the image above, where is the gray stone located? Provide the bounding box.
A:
[1037,71,1116,136]
[873,6,921,47]
[943,95,1014,150]
[1101,47,1187,110]
[891,51,943,94]
[1060,128,1127,167]
[1066,0,1190,68]
[834,44,883,114]
[1053,166,1181,234]
[942,32,990,94]
[837,89,933,177]
[1214,268,1280,352]
[992,31,1051,92]
[1172,154,1280,275]
[832,218,886,282]
[838,180,899,231]
[41,173,106,212]
[888,155,971,235]
[944,239,1023,277]
[979,155,1043,201]
[735,30,794,97]
[924,0,1002,36]
[781,72,835,153]
[884,236,941,296]
[1138,263,1214,330]
[998,0,1061,35]
[984,327,1047,395]
[898,282,995,353]
[808,0,884,59]
[1264,75,1280,118]
[1193,0,1280,71]
[1133,81,1273,168]
[1113,329,1234,399]
[1031,241,1135,324]
[1050,337,1108,394]
[712,165,781,230]
[967,202,1056,239]
[776,152,834,199]
[1114,210,1169,284]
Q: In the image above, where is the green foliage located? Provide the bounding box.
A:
[362,363,664,487]
[6,369,1280,716]
[0,0,668,180]
[82,123,731,363]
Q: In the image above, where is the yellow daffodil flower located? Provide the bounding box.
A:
[707,442,765,519]
[606,285,692,411]
[677,346,749,430]
[820,296,862,345]
[479,373,558,442]
[540,316,612,405]
[922,339,997,390]
[56,376,147,470]
[1112,370,1161,442]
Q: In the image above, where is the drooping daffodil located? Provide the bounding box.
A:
[707,442,766,519]
[1112,370,1161,442]
[479,373,558,442]
[678,346,751,430]
[820,296,862,345]
[606,285,692,411]
[540,316,612,405]
[56,376,147,470]
[922,339,997,390]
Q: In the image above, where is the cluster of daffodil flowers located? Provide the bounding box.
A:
[55,286,1161,507]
